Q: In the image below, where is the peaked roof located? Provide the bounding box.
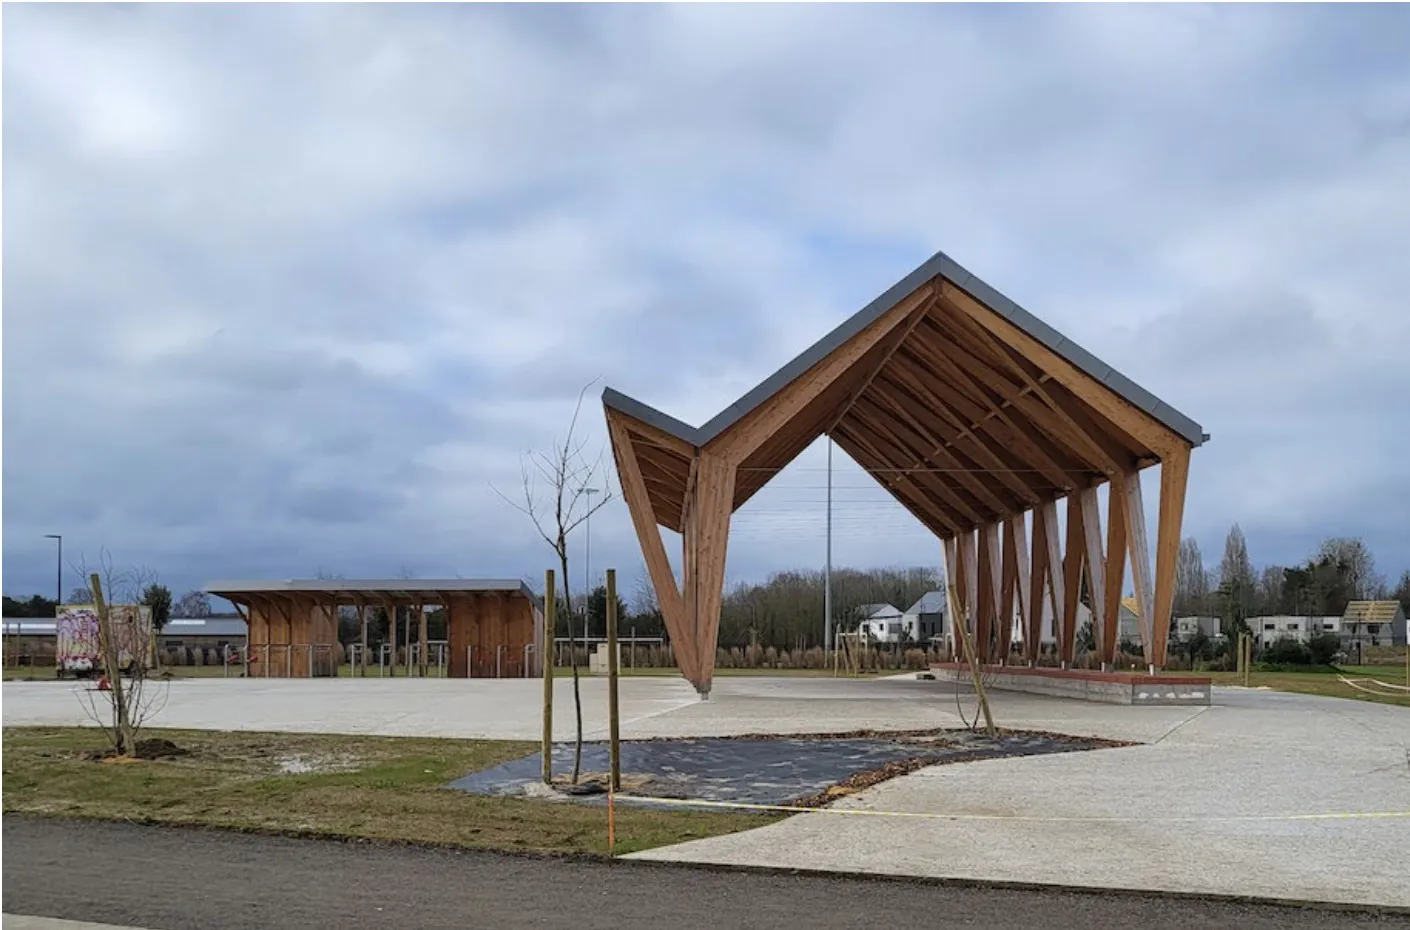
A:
[604,250,1207,538]
[1342,600,1405,622]
[906,591,947,615]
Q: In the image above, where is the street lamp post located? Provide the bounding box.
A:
[43,534,62,614]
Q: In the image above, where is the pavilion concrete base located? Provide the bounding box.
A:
[927,663,1211,706]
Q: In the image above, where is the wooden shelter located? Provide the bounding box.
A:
[604,251,1207,695]
[204,579,543,678]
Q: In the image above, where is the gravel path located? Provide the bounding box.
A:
[4,817,1406,930]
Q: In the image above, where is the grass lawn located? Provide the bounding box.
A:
[1166,665,1410,707]
[1,727,777,856]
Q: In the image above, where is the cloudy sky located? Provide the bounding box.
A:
[4,4,1409,607]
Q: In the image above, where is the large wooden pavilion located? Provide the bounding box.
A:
[604,251,1207,696]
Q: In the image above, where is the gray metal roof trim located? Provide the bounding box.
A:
[938,256,1207,448]
[205,579,537,599]
[694,251,952,446]
[600,387,702,447]
[600,249,1206,454]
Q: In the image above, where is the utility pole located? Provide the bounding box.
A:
[824,437,833,654]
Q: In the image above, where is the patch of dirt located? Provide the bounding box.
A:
[79,737,187,763]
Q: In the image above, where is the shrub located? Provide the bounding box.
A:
[1260,638,1311,666]
[1306,632,1341,666]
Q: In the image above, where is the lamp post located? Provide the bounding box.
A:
[43,534,62,614]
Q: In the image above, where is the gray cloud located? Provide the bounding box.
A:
[5,4,1409,603]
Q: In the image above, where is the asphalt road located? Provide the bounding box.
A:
[4,817,1406,930]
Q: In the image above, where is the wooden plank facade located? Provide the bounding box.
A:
[604,251,1207,695]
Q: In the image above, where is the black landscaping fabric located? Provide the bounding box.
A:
[446,731,1111,808]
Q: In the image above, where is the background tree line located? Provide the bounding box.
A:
[1175,526,1410,648]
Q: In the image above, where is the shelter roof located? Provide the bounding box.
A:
[604,250,1207,538]
[205,579,537,606]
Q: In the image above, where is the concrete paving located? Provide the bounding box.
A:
[4,674,1408,907]
[630,686,1410,909]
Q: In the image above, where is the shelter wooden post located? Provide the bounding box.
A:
[680,451,735,696]
[417,602,428,678]
[1079,487,1107,668]
[1150,452,1188,667]
[357,602,368,676]
[386,602,397,677]
[1061,494,1085,667]
[1102,478,1129,666]
[1027,507,1049,664]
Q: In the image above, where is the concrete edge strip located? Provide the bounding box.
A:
[621,795,1410,824]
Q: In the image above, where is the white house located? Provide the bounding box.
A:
[1252,615,1342,646]
[902,591,947,645]
[855,603,906,644]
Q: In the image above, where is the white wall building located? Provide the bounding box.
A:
[855,603,906,644]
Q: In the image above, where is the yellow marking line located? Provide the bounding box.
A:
[625,795,1410,823]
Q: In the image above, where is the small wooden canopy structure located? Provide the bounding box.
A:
[205,579,543,678]
[604,251,1207,695]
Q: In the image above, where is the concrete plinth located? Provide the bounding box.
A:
[928,663,1211,705]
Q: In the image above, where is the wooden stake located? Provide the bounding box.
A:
[606,569,621,793]
[542,569,556,786]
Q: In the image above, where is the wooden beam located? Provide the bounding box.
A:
[1028,506,1050,663]
[940,281,1179,458]
[857,388,1020,517]
[1061,494,1085,666]
[885,355,1065,499]
[1152,447,1191,668]
[829,426,963,536]
[959,528,979,654]
[825,301,931,433]
[978,522,1003,663]
[851,393,1007,518]
[1124,468,1158,666]
[1041,500,1064,659]
[681,450,734,695]
[836,417,980,527]
[1102,479,1128,666]
[1079,486,1107,665]
[607,410,697,684]
[999,519,1018,662]
[1007,513,1032,664]
[710,283,936,463]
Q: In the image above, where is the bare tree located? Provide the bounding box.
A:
[68,550,169,756]
[1318,537,1385,599]
[493,381,615,784]
[1174,537,1208,617]
[174,589,212,618]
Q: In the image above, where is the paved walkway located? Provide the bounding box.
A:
[4,674,1408,906]
[5,818,1402,930]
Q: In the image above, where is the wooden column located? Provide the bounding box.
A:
[606,414,697,685]
[386,602,397,677]
[998,520,1017,663]
[680,451,735,696]
[1129,465,1165,667]
[1079,486,1107,667]
[1027,506,1050,664]
[1061,494,1085,666]
[358,603,368,676]
[418,602,429,677]
[1102,479,1129,665]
